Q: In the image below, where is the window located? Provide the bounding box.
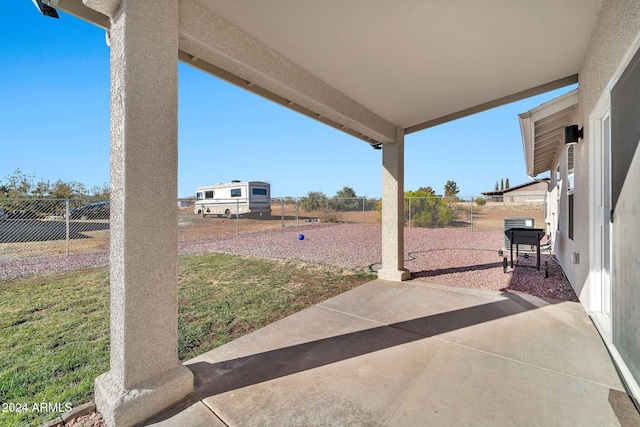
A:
[567,145,575,240]
[611,43,640,218]
[205,190,214,199]
[567,145,575,191]
[231,188,241,197]
[196,192,203,201]
[568,193,574,240]
[252,188,267,196]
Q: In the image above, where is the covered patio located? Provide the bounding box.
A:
[146,279,627,426]
[36,0,640,425]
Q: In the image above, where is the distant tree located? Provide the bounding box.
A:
[33,179,51,197]
[494,181,499,191]
[505,178,510,189]
[444,180,460,198]
[418,186,435,195]
[500,179,504,191]
[335,186,357,198]
[475,197,486,206]
[300,191,327,211]
[332,186,360,211]
[49,180,88,199]
[2,168,34,198]
[89,182,111,200]
[0,168,109,200]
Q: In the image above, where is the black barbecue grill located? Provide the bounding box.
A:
[504,227,548,277]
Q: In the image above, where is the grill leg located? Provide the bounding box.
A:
[510,242,514,268]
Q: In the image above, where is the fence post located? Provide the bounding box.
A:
[362,197,365,224]
[543,193,547,228]
[65,199,70,256]
[326,198,329,223]
[281,198,285,228]
[408,197,412,229]
[236,198,239,235]
[470,197,473,232]
[296,197,299,226]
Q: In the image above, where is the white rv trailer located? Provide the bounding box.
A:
[194,181,271,218]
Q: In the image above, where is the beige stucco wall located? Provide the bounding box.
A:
[563,0,640,304]
[575,0,640,400]
[502,181,548,202]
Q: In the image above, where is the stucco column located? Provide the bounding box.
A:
[378,127,411,281]
[94,1,193,426]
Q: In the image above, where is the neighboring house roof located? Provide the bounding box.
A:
[519,89,579,177]
[482,178,550,196]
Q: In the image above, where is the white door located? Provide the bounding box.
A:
[592,104,612,336]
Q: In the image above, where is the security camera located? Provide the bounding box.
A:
[32,0,59,19]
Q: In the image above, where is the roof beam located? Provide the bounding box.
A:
[405,75,578,135]
[178,0,397,144]
[82,0,120,19]
[57,0,111,29]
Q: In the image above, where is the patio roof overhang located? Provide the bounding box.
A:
[36,2,613,424]
[54,0,602,145]
[519,89,579,178]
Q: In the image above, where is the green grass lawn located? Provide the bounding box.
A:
[0,253,373,426]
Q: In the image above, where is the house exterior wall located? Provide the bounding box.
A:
[545,185,559,248]
[575,0,640,402]
[550,144,578,288]
[502,181,548,202]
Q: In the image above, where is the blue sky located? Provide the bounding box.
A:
[1,2,574,199]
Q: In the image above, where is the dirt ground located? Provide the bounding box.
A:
[1,203,545,260]
[470,208,545,231]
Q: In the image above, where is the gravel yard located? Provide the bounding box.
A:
[2,223,576,302]
[180,223,577,301]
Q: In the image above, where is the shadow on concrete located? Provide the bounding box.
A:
[187,292,553,399]
[411,261,503,279]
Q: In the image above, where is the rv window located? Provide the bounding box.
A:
[231,188,241,197]
[205,191,214,199]
[196,192,203,201]
[252,188,267,196]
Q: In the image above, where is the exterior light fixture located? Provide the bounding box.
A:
[372,143,382,150]
[564,125,583,145]
[32,0,59,18]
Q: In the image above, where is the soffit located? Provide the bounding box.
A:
[519,89,579,177]
[194,0,601,132]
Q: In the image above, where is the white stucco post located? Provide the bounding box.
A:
[378,127,411,281]
[94,1,193,426]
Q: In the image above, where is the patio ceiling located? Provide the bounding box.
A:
[58,0,603,145]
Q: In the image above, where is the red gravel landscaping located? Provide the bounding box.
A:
[180,223,578,302]
[2,223,577,302]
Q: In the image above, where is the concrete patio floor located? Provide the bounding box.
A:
[141,279,629,426]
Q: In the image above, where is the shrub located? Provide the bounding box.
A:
[300,191,327,212]
[375,190,457,228]
[475,197,487,206]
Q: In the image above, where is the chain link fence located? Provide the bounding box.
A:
[0,198,110,260]
[405,194,547,231]
[2,194,546,261]
[269,197,379,226]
